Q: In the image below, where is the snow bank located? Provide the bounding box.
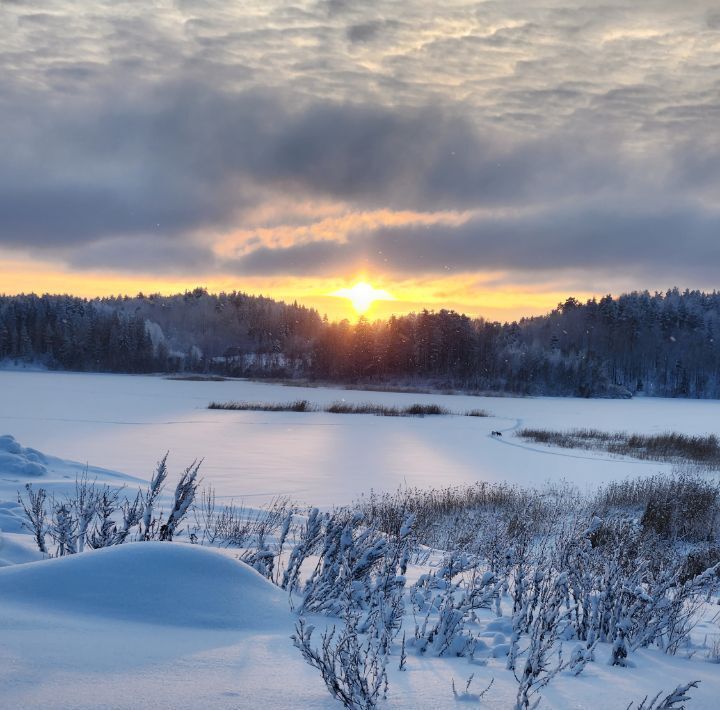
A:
[0,434,47,477]
[0,500,26,534]
[0,542,289,629]
[0,531,44,566]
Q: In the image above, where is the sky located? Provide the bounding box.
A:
[1,1,719,321]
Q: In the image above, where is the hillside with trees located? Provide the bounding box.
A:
[0,288,322,375]
[2,287,720,399]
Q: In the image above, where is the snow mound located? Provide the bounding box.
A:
[0,434,47,477]
[0,531,44,566]
[0,501,26,534]
[0,542,289,629]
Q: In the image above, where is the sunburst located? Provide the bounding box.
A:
[332,282,394,315]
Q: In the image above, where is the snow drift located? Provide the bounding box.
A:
[0,434,47,477]
[0,542,289,629]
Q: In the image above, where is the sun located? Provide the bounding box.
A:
[332,282,394,315]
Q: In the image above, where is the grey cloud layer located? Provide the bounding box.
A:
[0,82,628,244]
[234,205,720,280]
[1,0,719,280]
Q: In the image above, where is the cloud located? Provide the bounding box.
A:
[230,202,720,282]
[346,20,397,44]
[67,236,217,274]
[0,79,631,247]
[1,0,719,288]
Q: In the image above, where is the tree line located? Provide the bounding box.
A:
[0,288,322,375]
[310,288,720,398]
[3,287,720,398]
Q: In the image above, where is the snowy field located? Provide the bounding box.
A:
[3,370,720,506]
[1,541,718,710]
[1,370,720,709]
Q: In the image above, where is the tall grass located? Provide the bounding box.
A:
[210,400,451,416]
[518,428,720,467]
[167,375,228,382]
[208,400,317,412]
[594,471,720,542]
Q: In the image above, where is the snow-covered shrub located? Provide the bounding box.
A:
[596,471,720,543]
[88,488,143,548]
[50,501,77,556]
[286,511,415,706]
[357,481,526,550]
[236,502,294,582]
[72,472,99,554]
[87,486,120,549]
[116,492,144,544]
[558,515,720,658]
[191,488,294,572]
[410,550,503,660]
[415,591,477,657]
[295,512,388,615]
[158,461,202,540]
[704,636,720,664]
[626,681,701,709]
[512,569,574,708]
[282,507,325,594]
[141,454,169,540]
[17,483,48,554]
[158,459,201,541]
[451,675,493,702]
[17,455,204,553]
[357,514,414,650]
[293,615,388,710]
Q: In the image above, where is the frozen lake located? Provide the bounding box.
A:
[2,370,719,506]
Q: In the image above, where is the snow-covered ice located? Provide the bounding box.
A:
[3,371,720,506]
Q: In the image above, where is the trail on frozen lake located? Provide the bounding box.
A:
[2,371,720,505]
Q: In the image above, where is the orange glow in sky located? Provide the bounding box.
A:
[331,282,395,315]
[0,256,598,323]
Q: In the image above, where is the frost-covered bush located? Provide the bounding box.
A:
[293,615,388,710]
[17,483,48,554]
[595,471,720,542]
[158,460,201,541]
[294,512,391,615]
[287,511,415,706]
[192,489,294,582]
[15,455,720,709]
[17,456,203,555]
[626,681,701,709]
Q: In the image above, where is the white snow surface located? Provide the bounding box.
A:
[0,433,47,477]
[0,541,718,709]
[0,542,287,629]
[0,542,334,710]
[1,371,720,708]
[3,370,720,506]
